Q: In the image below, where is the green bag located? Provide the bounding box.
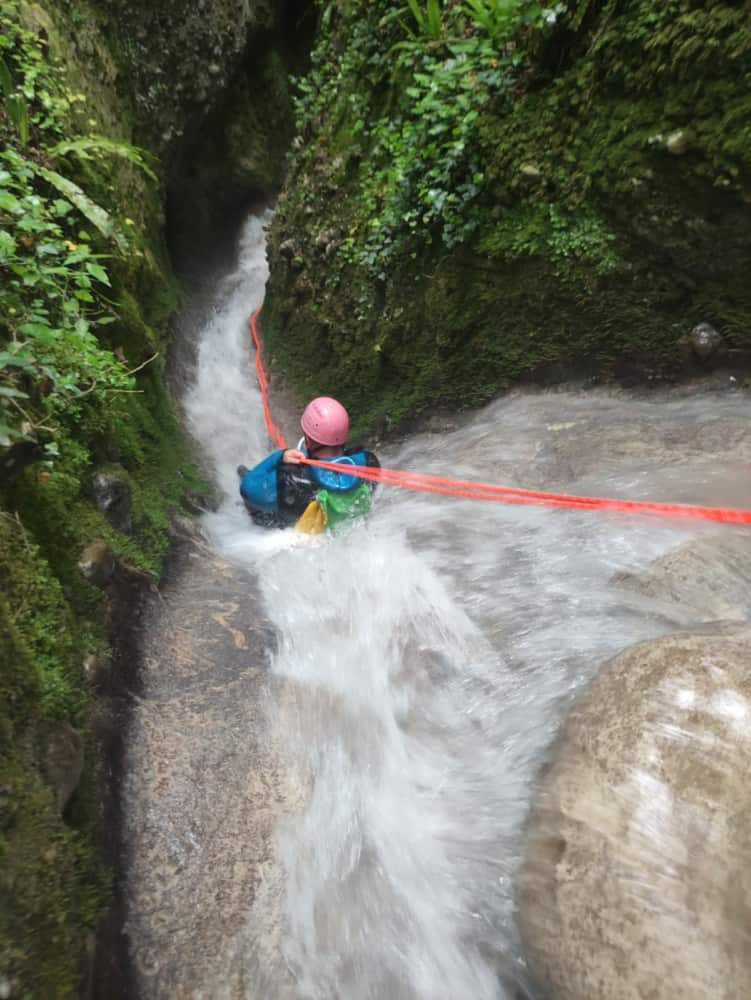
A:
[316,481,372,530]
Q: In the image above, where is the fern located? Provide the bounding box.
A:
[49,135,158,182]
[6,93,29,145]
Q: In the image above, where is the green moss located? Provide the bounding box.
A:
[0,743,106,997]
[0,312,202,997]
[265,0,751,430]
[0,576,41,742]
[477,203,620,282]
[0,2,212,993]
[0,515,89,722]
[0,532,106,998]
[12,372,203,583]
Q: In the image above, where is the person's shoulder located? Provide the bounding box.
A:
[345,445,379,468]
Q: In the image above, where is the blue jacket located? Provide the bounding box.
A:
[239,448,374,513]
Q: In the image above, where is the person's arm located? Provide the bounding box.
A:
[239,449,284,509]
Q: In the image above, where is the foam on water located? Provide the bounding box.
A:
[182,213,750,999]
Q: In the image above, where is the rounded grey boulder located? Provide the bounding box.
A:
[518,629,751,1000]
[689,321,723,361]
[91,472,133,534]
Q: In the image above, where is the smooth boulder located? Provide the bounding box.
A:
[612,533,751,625]
[91,472,133,534]
[518,629,751,1000]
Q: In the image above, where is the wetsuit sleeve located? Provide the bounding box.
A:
[239,449,284,510]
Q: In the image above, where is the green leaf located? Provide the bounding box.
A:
[18,321,62,344]
[0,57,12,98]
[407,0,423,28]
[0,351,35,371]
[427,0,442,37]
[0,386,29,399]
[6,94,29,145]
[0,230,16,259]
[85,261,110,285]
[36,167,128,251]
[51,198,74,216]
[66,245,91,263]
[0,419,16,447]
[0,190,22,213]
[39,265,72,277]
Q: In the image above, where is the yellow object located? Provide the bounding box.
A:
[295,499,328,534]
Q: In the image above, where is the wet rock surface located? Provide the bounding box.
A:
[41,722,84,814]
[92,472,133,535]
[518,628,751,1000]
[109,0,275,153]
[689,322,724,361]
[122,215,751,1000]
[121,521,301,998]
[78,541,116,588]
[612,532,751,625]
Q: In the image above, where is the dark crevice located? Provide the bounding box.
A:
[88,576,151,1000]
[165,0,316,277]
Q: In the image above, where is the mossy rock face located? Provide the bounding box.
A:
[0,361,203,997]
[1,2,211,993]
[224,48,295,195]
[0,521,105,997]
[264,0,751,433]
[166,40,298,259]
[97,0,277,153]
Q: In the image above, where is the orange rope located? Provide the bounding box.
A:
[249,307,287,450]
[249,308,751,525]
[301,458,751,525]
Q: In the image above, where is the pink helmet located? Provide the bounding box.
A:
[300,396,349,446]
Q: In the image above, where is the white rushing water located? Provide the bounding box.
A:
[182,213,749,1000]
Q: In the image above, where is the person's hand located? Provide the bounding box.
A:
[282,448,305,464]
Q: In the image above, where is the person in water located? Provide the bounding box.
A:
[237,396,380,531]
